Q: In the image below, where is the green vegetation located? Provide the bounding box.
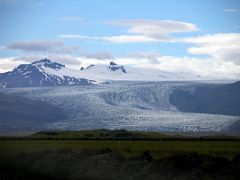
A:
[1,139,240,159]
[27,129,183,140]
[0,130,240,159]
[2,129,240,141]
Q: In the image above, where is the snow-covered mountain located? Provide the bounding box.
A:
[0,59,95,88]
[0,58,198,88]
[79,61,196,82]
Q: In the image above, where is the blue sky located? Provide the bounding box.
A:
[0,0,240,79]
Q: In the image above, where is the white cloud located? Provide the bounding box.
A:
[72,52,240,80]
[7,40,80,54]
[82,51,113,60]
[147,56,240,79]
[223,8,238,13]
[128,51,161,64]
[0,51,113,72]
[59,35,101,41]
[0,57,26,73]
[59,34,158,43]
[1,53,240,79]
[3,33,240,79]
[112,56,240,80]
[0,45,6,51]
[59,19,199,43]
[108,19,198,38]
[7,40,64,52]
[14,54,81,65]
[103,35,159,43]
[179,33,240,64]
[59,34,160,43]
[0,54,83,73]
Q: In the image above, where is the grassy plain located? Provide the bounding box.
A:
[0,130,240,180]
[1,129,240,159]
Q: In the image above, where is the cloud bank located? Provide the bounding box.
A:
[223,8,239,13]
[1,18,240,80]
[180,33,240,64]
[60,19,199,43]
[7,40,80,53]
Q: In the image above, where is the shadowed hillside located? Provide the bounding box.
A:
[170,81,240,116]
[0,92,66,132]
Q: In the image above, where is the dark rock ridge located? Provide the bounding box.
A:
[86,64,96,69]
[110,61,118,66]
[109,61,127,73]
[0,58,94,88]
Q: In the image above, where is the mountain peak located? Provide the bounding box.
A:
[110,61,118,66]
[31,58,51,65]
[0,59,93,88]
[38,58,51,63]
[31,58,65,70]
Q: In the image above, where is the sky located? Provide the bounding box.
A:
[0,0,240,79]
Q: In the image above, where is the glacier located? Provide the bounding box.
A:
[1,81,239,133]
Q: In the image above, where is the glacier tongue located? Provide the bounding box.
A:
[3,81,239,133]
